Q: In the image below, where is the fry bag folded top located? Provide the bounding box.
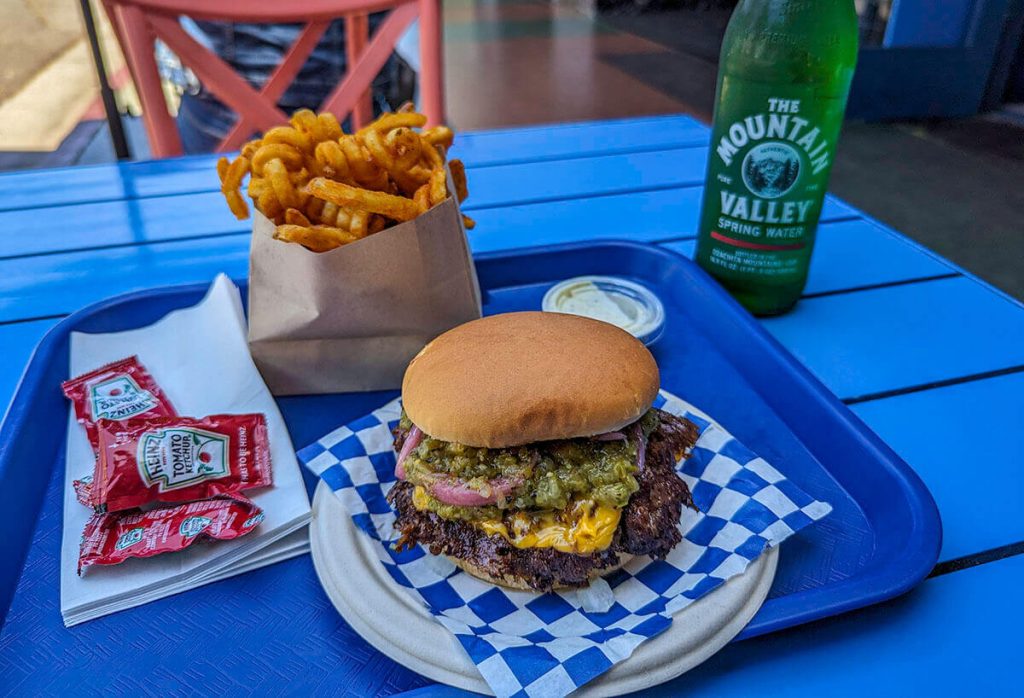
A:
[90,413,273,512]
[218,107,481,395]
[62,356,177,454]
[247,197,481,395]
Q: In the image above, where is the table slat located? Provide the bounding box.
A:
[398,553,1024,696]
[0,148,714,259]
[0,116,708,212]
[660,218,954,296]
[0,235,249,322]
[0,192,241,259]
[0,204,925,323]
[762,276,1024,400]
[639,551,1024,695]
[851,372,1024,561]
[453,115,709,167]
[470,188,854,252]
[467,147,709,209]
[0,184,856,263]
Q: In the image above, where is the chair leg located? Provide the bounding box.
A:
[149,15,288,135]
[322,4,418,123]
[220,20,330,151]
[345,14,373,128]
[418,0,445,125]
[110,3,182,156]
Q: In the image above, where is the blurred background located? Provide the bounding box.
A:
[1,0,1021,298]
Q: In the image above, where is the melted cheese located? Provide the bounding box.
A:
[412,485,432,510]
[481,498,621,554]
[411,486,621,554]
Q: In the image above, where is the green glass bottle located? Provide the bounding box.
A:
[696,0,858,316]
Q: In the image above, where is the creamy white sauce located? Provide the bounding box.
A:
[554,282,636,327]
[543,276,664,343]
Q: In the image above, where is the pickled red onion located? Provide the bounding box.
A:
[395,425,423,480]
[428,476,519,506]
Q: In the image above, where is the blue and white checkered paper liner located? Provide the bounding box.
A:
[299,391,830,697]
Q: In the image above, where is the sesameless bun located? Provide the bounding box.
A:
[402,311,659,448]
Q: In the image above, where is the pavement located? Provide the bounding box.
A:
[830,118,1024,301]
[0,0,81,102]
[0,0,125,152]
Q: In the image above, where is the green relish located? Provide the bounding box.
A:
[399,410,659,519]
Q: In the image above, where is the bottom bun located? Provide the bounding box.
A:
[452,553,634,591]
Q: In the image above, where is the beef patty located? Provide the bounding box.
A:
[387,410,699,590]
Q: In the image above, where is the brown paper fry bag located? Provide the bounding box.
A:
[247,197,481,395]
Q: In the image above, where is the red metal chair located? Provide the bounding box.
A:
[102,0,444,157]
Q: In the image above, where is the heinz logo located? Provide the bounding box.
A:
[137,427,230,492]
[89,376,158,421]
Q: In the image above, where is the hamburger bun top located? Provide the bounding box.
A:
[401,311,659,447]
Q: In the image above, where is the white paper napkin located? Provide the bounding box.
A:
[59,275,311,626]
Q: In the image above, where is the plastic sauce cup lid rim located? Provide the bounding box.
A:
[541,276,665,345]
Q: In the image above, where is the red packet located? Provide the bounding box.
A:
[62,356,177,454]
[73,477,93,506]
[91,414,273,512]
[78,495,264,573]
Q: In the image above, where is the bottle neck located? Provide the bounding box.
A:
[733,0,852,19]
[722,0,858,84]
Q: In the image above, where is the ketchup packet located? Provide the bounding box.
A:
[62,356,177,455]
[90,414,273,512]
[78,495,264,573]
[73,477,93,507]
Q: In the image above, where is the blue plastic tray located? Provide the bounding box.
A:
[0,241,940,694]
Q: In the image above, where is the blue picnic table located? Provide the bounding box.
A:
[1,114,1022,694]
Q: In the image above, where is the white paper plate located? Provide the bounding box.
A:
[311,483,778,696]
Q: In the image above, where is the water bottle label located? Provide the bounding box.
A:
[698,78,846,283]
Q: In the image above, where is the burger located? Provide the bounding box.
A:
[387,311,699,590]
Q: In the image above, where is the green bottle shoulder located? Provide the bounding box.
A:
[719,1,858,86]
